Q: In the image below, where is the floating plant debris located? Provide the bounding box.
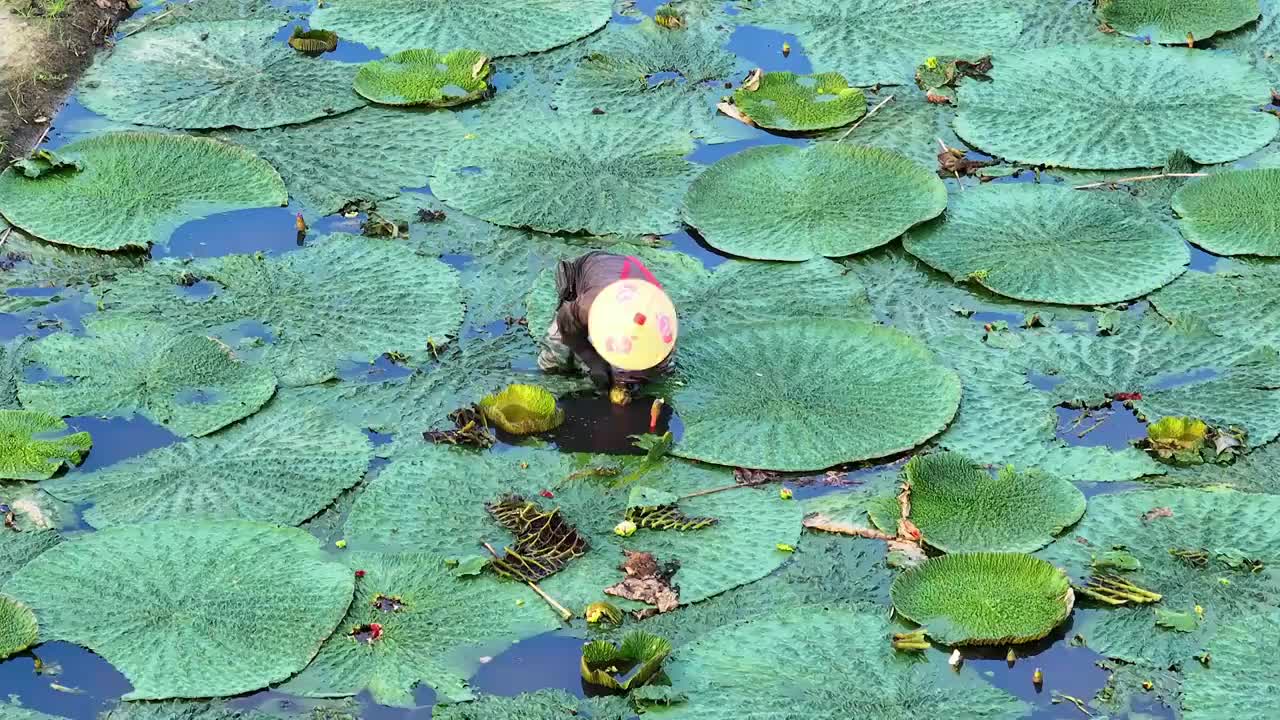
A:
[485,494,588,583]
[288,26,338,54]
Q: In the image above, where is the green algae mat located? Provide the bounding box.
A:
[7,2,1280,719]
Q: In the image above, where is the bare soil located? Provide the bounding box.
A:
[0,0,130,169]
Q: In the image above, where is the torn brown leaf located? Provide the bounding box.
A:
[802,513,894,540]
[717,101,755,127]
[605,550,680,614]
[742,68,763,92]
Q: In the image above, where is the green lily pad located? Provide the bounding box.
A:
[477,384,563,435]
[682,144,947,261]
[733,70,866,132]
[553,20,742,142]
[660,319,960,471]
[43,393,372,528]
[903,184,1189,305]
[0,526,59,586]
[1099,0,1260,43]
[430,115,699,235]
[343,445,802,609]
[658,609,1030,719]
[0,222,144,315]
[0,595,36,660]
[353,49,491,107]
[309,0,612,57]
[97,234,463,387]
[739,0,1023,86]
[955,45,1277,169]
[1183,610,1279,720]
[430,691,629,720]
[904,452,1086,554]
[0,133,286,250]
[1039,488,1280,667]
[0,411,92,481]
[891,552,1075,645]
[1172,169,1280,257]
[18,317,277,437]
[282,552,559,706]
[78,20,365,130]
[1149,260,1280,349]
[1,520,353,700]
[581,630,670,691]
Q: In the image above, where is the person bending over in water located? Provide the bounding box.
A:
[536,251,678,396]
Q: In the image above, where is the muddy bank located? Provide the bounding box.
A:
[0,0,129,169]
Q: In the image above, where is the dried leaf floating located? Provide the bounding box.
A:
[423,406,496,448]
[485,495,588,583]
[605,550,680,615]
[478,384,564,435]
[288,26,338,54]
[580,630,671,691]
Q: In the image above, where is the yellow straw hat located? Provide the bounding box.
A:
[587,278,678,371]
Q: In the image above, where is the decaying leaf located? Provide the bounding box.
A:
[604,550,680,615]
[485,495,589,583]
[625,485,718,531]
[580,630,671,691]
[1142,507,1174,523]
[741,68,763,92]
[423,405,495,448]
[716,100,754,127]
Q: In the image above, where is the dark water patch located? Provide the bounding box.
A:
[157,205,308,259]
[468,631,588,698]
[1055,402,1146,450]
[1185,242,1219,272]
[337,354,415,383]
[62,415,182,472]
[787,459,907,501]
[0,294,95,341]
[550,390,676,454]
[273,20,385,63]
[177,278,223,301]
[440,253,473,270]
[686,132,807,165]
[663,227,731,268]
[40,97,111,151]
[727,25,812,74]
[365,428,393,446]
[1076,480,1146,498]
[0,642,132,720]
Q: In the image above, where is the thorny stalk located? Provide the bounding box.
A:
[120,6,176,38]
[836,94,895,144]
[1074,575,1162,606]
[678,474,777,500]
[1073,173,1207,190]
[482,541,573,621]
[1051,692,1094,718]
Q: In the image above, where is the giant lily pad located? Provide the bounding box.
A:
[1,520,354,699]
[282,552,558,706]
[732,70,866,132]
[18,317,276,437]
[1183,611,1280,720]
[0,411,92,481]
[1149,260,1280,348]
[904,452,1086,553]
[1098,0,1259,44]
[891,552,1074,645]
[955,46,1277,169]
[660,319,960,471]
[1171,169,1280,257]
[0,222,144,315]
[309,0,612,57]
[739,0,1023,86]
[683,144,947,261]
[1040,488,1280,667]
[0,526,59,585]
[0,133,286,250]
[217,107,466,219]
[353,49,491,107]
[0,595,36,660]
[97,234,463,387]
[79,20,365,130]
[43,394,372,528]
[903,184,1189,305]
[342,444,802,609]
[552,20,742,142]
[817,87,953,168]
[659,609,1029,719]
[430,691,630,720]
[429,115,699,235]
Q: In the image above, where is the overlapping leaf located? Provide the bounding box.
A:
[816,88,955,168]
[1150,260,1280,348]
[732,71,866,132]
[904,184,1189,305]
[1172,169,1280,256]
[955,46,1277,168]
[1,520,354,699]
[353,49,491,107]
[1098,0,1259,44]
[0,133,286,250]
[682,144,947,261]
[97,234,463,386]
[78,21,365,130]
[18,317,277,437]
[0,526,59,585]
[0,411,92,481]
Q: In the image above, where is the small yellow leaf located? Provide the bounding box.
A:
[776,543,795,553]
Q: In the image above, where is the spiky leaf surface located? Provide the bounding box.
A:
[739,0,1022,85]
[905,453,1086,553]
[79,21,365,130]
[1172,169,1280,256]
[343,445,802,609]
[0,595,36,660]
[97,234,463,386]
[283,552,557,706]
[217,108,465,219]
[309,0,611,57]
[891,552,1074,645]
[18,317,276,437]
[115,0,295,35]
[955,46,1277,169]
[1,520,353,700]
[430,691,628,720]
[1099,0,1259,44]
[477,384,563,434]
[682,144,946,261]
[817,88,953,168]
[43,394,371,528]
[353,49,490,107]
[903,184,1189,304]
[1040,488,1280,667]
[430,115,698,235]
[0,411,92,481]
[661,320,960,471]
[733,71,865,132]
[0,133,285,250]
[1150,260,1280,348]
[659,609,1029,719]
[0,221,144,314]
[0,527,59,585]
[553,20,741,142]
[1183,610,1279,720]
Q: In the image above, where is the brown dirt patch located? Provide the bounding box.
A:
[0,0,130,169]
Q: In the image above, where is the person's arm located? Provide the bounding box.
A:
[556,302,612,388]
